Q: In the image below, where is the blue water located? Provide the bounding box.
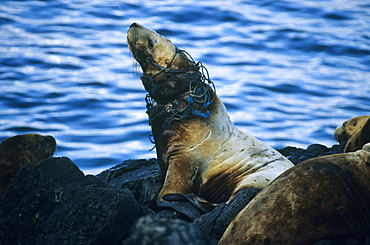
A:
[1,0,369,174]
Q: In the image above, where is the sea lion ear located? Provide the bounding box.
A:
[359,118,370,149]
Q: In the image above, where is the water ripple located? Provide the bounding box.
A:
[1,0,369,174]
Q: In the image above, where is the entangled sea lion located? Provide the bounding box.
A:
[0,133,56,196]
[220,143,370,245]
[335,115,370,152]
[127,23,293,215]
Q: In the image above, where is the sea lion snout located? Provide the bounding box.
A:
[127,23,197,101]
[40,135,57,156]
[127,23,176,74]
[129,22,138,28]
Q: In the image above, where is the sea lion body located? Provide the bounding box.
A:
[220,144,370,245]
[151,94,293,203]
[0,133,56,195]
[127,23,293,204]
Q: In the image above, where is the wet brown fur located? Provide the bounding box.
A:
[220,146,370,244]
[0,133,56,196]
[127,23,293,205]
[335,116,370,152]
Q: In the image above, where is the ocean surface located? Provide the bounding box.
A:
[1,0,369,174]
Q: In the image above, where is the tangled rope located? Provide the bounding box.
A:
[145,48,216,129]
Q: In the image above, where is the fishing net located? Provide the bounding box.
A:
[145,48,216,129]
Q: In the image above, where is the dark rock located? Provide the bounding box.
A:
[194,188,262,241]
[278,146,314,164]
[97,158,158,181]
[155,209,185,219]
[0,157,152,245]
[97,158,162,207]
[329,143,346,154]
[0,141,363,245]
[306,144,328,155]
[122,214,217,245]
[313,237,370,245]
[278,146,306,157]
[279,143,345,165]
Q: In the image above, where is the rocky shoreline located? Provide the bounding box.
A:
[0,142,369,245]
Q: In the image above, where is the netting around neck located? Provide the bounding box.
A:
[144,48,216,129]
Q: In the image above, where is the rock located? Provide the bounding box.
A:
[194,187,261,241]
[278,146,315,164]
[279,143,345,165]
[306,144,328,155]
[97,158,162,207]
[0,142,366,245]
[313,237,370,245]
[122,214,217,245]
[0,157,152,245]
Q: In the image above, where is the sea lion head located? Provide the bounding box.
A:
[335,116,370,152]
[127,23,199,102]
[334,116,370,143]
[0,133,56,165]
[0,133,57,195]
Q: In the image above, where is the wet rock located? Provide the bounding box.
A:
[122,214,217,245]
[279,143,345,165]
[194,187,261,241]
[97,158,162,207]
[278,146,314,164]
[306,143,329,155]
[0,157,152,245]
[0,142,365,245]
[313,237,370,245]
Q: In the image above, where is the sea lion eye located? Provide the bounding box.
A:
[352,121,357,126]
[148,39,154,48]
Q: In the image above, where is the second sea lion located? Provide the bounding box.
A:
[335,115,370,152]
[220,143,370,244]
[0,133,56,196]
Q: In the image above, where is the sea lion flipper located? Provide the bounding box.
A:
[157,199,202,221]
[163,193,216,213]
[158,193,216,221]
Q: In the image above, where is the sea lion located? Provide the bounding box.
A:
[335,115,370,152]
[220,143,370,245]
[127,23,294,212]
[0,133,56,196]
